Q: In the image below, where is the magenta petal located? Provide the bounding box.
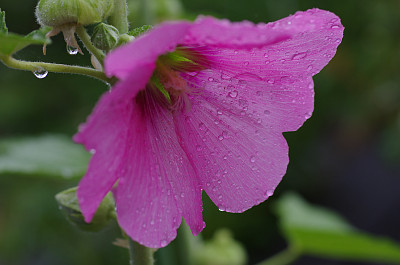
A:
[115,90,204,248]
[183,9,343,52]
[75,68,153,222]
[105,21,191,80]
[174,95,288,212]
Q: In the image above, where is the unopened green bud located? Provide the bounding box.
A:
[91,23,119,50]
[55,187,115,232]
[35,0,114,27]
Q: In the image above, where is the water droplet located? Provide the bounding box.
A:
[199,123,205,130]
[89,149,96,154]
[217,110,223,115]
[218,195,223,200]
[150,220,155,225]
[267,79,274,84]
[292,52,307,60]
[264,53,269,58]
[308,82,313,89]
[160,240,168,247]
[250,155,256,163]
[331,25,340,29]
[66,45,79,55]
[180,193,185,198]
[196,145,202,151]
[228,90,238,98]
[243,61,249,66]
[33,69,48,79]
[304,112,312,119]
[208,77,214,82]
[266,189,274,196]
[218,135,224,141]
[221,73,231,80]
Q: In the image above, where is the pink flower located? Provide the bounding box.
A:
[74,8,343,248]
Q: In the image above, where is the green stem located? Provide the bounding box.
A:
[109,0,129,34]
[176,221,195,265]
[255,248,301,265]
[128,238,154,265]
[75,25,105,65]
[0,55,111,83]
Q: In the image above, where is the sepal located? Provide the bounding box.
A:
[55,186,115,232]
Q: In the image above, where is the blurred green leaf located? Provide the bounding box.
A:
[0,135,90,179]
[0,8,8,34]
[128,25,153,37]
[0,26,51,56]
[276,193,400,264]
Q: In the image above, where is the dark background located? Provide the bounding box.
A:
[0,0,399,264]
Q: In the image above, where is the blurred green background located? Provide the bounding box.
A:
[1,0,400,265]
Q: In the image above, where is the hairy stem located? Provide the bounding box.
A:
[128,238,154,265]
[255,248,301,265]
[109,0,129,33]
[75,25,105,65]
[0,55,111,83]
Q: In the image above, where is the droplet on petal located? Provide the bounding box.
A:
[228,90,238,98]
[292,52,307,60]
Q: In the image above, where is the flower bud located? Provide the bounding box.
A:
[55,187,115,232]
[91,23,119,51]
[35,0,114,27]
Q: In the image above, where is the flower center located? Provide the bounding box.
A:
[148,47,210,112]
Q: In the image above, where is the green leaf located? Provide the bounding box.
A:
[276,193,400,264]
[0,8,8,34]
[0,135,90,179]
[128,25,153,37]
[0,27,51,56]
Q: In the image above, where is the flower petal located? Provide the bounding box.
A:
[174,94,288,212]
[75,67,153,222]
[181,8,342,132]
[105,21,191,80]
[115,89,204,248]
[183,9,343,52]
